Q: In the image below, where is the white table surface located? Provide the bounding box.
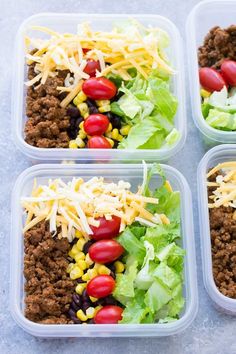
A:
[1,0,236,353]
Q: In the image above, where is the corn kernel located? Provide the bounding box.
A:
[105,132,112,138]
[75,230,83,238]
[70,266,83,280]
[120,125,131,136]
[77,260,87,271]
[75,136,85,148]
[106,123,112,133]
[77,103,89,117]
[74,251,86,263]
[76,309,88,322]
[87,268,98,279]
[75,282,86,295]
[94,306,102,315]
[116,134,123,142]
[200,88,211,98]
[97,265,111,275]
[68,244,79,259]
[79,121,84,130]
[76,238,86,251]
[66,263,75,273]
[85,253,94,266]
[69,140,78,149]
[86,307,96,319]
[111,128,119,140]
[82,272,90,281]
[74,91,87,105]
[96,100,110,107]
[114,261,125,273]
[105,137,114,148]
[89,296,98,303]
[78,130,87,139]
[98,104,111,113]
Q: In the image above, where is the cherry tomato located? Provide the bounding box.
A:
[221,60,236,86]
[90,216,121,240]
[199,67,226,92]
[94,305,123,324]
[82,77,117,100]
[84,114,109,136]
[84,59,101,77]
[87,136,111,149]
[89,239,124,264]
[86,275,115,298]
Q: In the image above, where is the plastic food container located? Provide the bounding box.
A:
[186,0,236,147]
[12,13,186,162]
[198,144,236,314]
[11,163,197,337]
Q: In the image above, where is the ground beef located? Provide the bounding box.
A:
[198,25,236,68]
[208,181,236,298]
[24,66,70,148]
[24,221,75,324]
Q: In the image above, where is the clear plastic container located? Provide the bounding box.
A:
[12,13,186,162]
[11,163,198,337]
[198,144,236,314]
[186,0,236,147]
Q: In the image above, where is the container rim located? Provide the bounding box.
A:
[11,12,186,161]
[186,0,236,143]
[10,163,198,337]
[197,144,236,312]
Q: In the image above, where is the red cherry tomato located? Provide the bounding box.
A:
[87,136,111,149]
[199,67,226,92]
[86,275,115,298]
[84,114,109,136]
[82,77,117,100]
[221,60,236,86]
[89,239,124,264]
[90,216,121,240]
[84,59,101,77]
[94,305,123,324]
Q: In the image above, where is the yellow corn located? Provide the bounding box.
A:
[120,125,131,136]
[66,263,75,273]
[74,251,86,263]
[94,306,102,315]
[89,296,98,303]
[78,130,87,139]
[75,282,86,295]
[79,121,84,130]
[77,103,89,117]
[70,265,83,280]
[74,91,87,105]
[82,272,90,282]
[116,134,123,142]
[75,230,83,238]
[76,309,88,322]
[97,265,111,275]
[105,137,114,148]
[106,123,112,133]
[111,129,119,140]
[68,244,79,259]
[85,253,94,266]
[69,140,78,149]
[87,268,98,279]
[105,132,112,139]
[77,260,87,271]
[83,112,89,119]
[76,238,86,251]
[114,261,125,273]
[96,100,110,107]
[98,105,111,113]
[75,136,85,148]
[200,88,211,98]
[86,307,96,319]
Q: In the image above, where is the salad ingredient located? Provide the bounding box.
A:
[84,59,101,77]
[90,216,121,240]
[94,305,123,324]
[84,114,109,136]
[82,77,117,100]
[221,60,236,86]
[198,25,236,68]
[87,135,112,148]
[87,275,116,298]
[199,67,226,92]
[207,163,236,298]
[24,221,75,324]
[89,240,124,264]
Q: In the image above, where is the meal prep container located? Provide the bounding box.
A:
[186,0,236,147]
[11,163,197,337]
[12,13,186,162]
[198,144,236,314]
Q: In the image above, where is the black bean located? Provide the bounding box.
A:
[76,278,84,284]
[103,295,116,306]
[71,301,80,312]
[82,301,91,312]
[89,106,99,114]
[68,308,76,318]
[75,117,83,127]
[67,105,80,118]
[107,263,116,273]
[82,289,89,302]
[83,240,94,254]
[86,99,96,108]
[72,294,81,306]
[87,319,95,324]
[71,315,82,324]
